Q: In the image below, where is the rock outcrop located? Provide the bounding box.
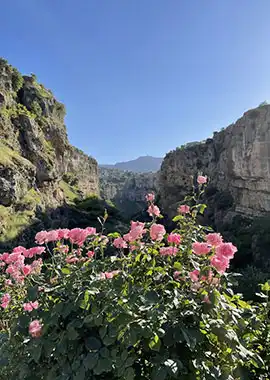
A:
[159,104,270,222]
[99,167,158,219]
[0,58,99,245]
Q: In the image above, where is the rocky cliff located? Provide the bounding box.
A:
[0,58,99,246]
[159,105,270,275]
[99,167,158,219]
[159,104,270,219]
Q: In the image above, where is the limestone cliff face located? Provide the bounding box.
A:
[159,105,270,221]
[99,167,158,218]
[0,58,98,245]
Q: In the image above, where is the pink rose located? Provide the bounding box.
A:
[147,205,160,217]
[23,301,39,312]
[160,247,178,256]
[197,175,207,184]
[56,229,70,239]
[29,320,42,338]
[35,231,48,245]
[145,193,155,202]
[192,242,211,255]
[102,271,120,279]
[65,256,79,264]
[113,237,128,249]
[87,251,95,258]
[178,205,190,214]
[1,293,11,309]
[210,255,230,274]
[26,246,45,258]
[173,271,181,280]
[12,246,27,255]
[189,269,200,282]
[205,233,223,247]
[150,224,166,241]
[85,227,97,235]
[129,221,145,240]
[22,265,32,276]
[215,242,237,259]
[167,233,181,245]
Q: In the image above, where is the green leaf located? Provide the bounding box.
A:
[27,285,39,301]
[31,344,42,363]
[164,359,179,375]
[100,347,110,358]
[85,337,102,351]
[152,366,167,380]
[83,352,99,370]
[99,326,107,340]
[103,335,116,346]
[125,357,134,368]
[124,367,135,380]
[94,358,112,375]
[198,204,207,214]
[173,262,182,271]
[149,334,161,351]
[67,326,78,340]
[61,267,71,275]
[108,232,121,238]
[261,281,270,292]
[121,350,129,362]
[74,366,86,380]
[172,215,182,222]
[181,327,197,350]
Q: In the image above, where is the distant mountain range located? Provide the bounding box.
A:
[100,156,163,173]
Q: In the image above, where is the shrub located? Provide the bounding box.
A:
[0,180,269,379]
[11,68,23,92]
[30,100,43,117]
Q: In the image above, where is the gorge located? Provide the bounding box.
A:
[0,58,270,290]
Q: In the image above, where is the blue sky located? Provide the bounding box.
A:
[1,1,270,164]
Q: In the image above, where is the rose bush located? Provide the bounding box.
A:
[0,180,269,379]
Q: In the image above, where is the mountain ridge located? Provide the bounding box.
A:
[100,155,163,173]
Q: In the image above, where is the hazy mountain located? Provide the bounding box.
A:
[100,156,163,173]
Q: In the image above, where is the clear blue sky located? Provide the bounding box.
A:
[1,1,270,164]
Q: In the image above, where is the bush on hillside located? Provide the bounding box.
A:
[0,177,269,380]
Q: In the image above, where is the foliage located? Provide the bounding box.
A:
[234,265,270,301]
[258,101,269,107]
[11,68,24,92]
[0,207,34,243]
[59,180,80,203]
[0,141,34,169]
[0,58,23,92]
[30,100,43,117]
[0,184,269,379]
[0,103,37,120]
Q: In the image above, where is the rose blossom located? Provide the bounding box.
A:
[23,301,39,312]
[113,237,128,249]
[215,242,237,259]
[160,247,178,256]
[178,205,190,214]
[167,233,181,245]
[87,251,95,258]
[29,320,42,338]
[1,293,11,309]
[145,193,155,202]
[150,224,166,241]
[210,255,230,274]
[192,242,211,255]
[189,269,200,282]
[205,233,223,247]
[147,204,160,217]
[197,175,207,184]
